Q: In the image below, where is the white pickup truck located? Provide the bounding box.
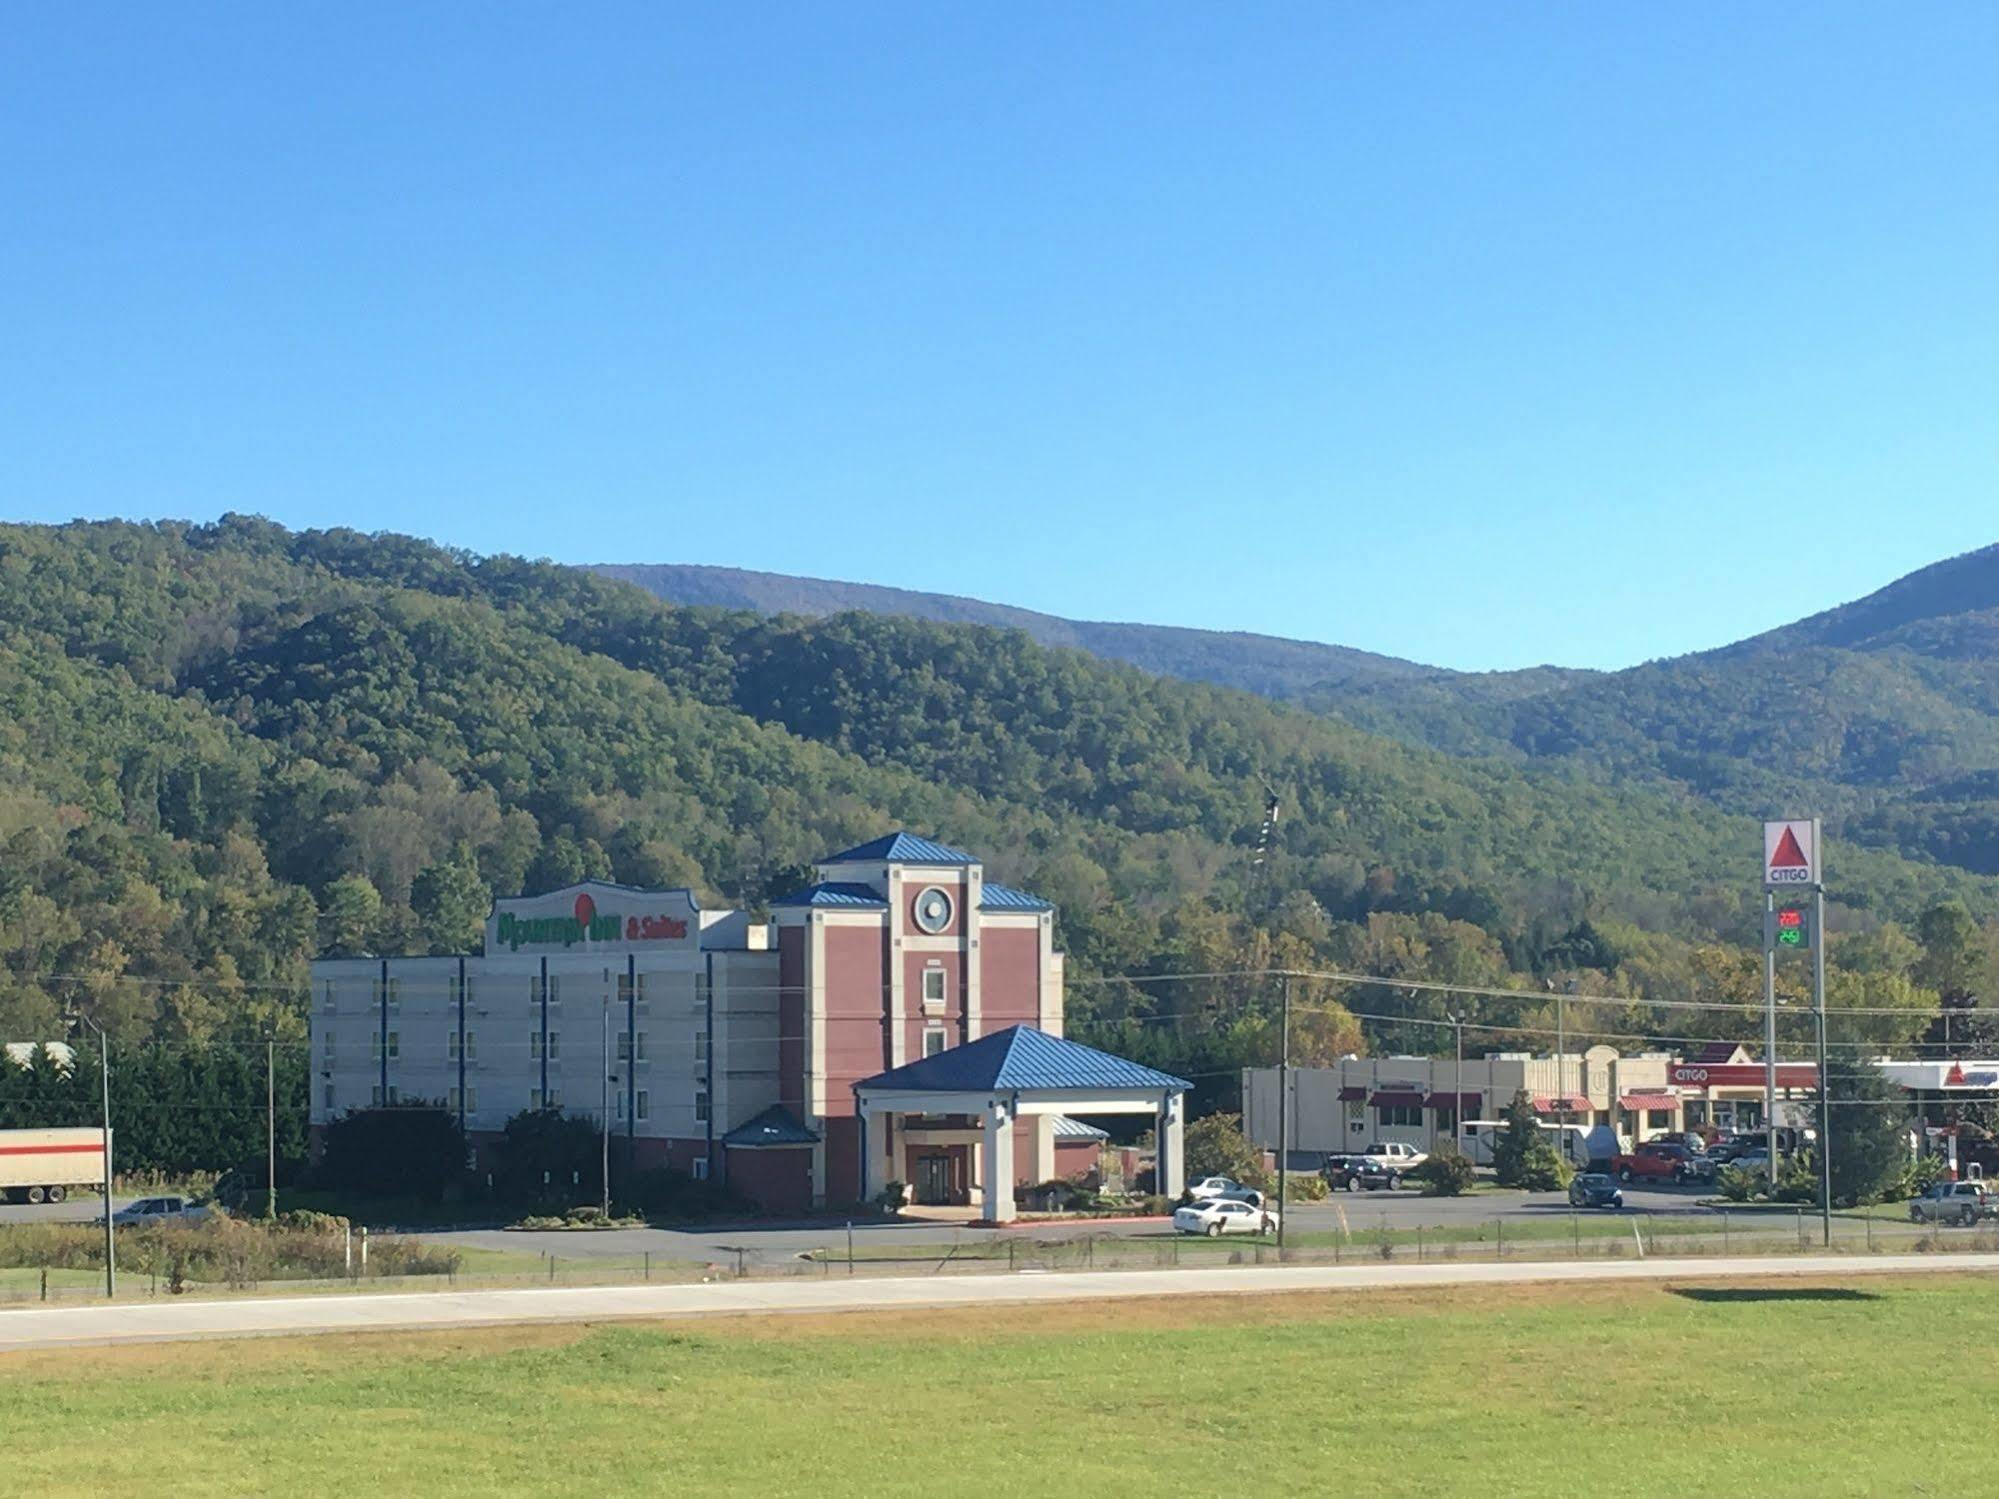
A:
[1360,1142,1428,1172]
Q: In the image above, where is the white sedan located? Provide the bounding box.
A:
[1186,1176,1248,1201]
[1173,1199,1280,1237]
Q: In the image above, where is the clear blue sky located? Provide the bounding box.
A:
[6,6,1997,671]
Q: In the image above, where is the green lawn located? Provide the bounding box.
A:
[2,1273,1995,1496]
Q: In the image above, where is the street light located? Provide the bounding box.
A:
[63,1011,114,1299]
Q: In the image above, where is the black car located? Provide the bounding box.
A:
[1322,1155,1400,1193]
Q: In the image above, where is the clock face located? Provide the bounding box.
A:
[913,886,953,934]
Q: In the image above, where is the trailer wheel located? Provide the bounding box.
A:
[25,1185,45,1204]
[46,1185,64,1203]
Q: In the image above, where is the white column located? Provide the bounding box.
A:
[982,1099,1016,1223]
[1032,1114,1056,1183]
[1158,1092,1185,1198]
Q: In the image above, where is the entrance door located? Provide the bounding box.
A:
[914,1153,952,1205]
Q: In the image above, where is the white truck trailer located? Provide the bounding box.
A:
[0,1127,108,1204]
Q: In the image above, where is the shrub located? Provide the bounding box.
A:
[1905,1155,1950,1199]
[1282,1172,1330,1202]
[1512,1149,1572,1193]
[618,1166,740,1222]
[875,1180,909,1214]
[494,1107,602,1209]
[1409,1147,1477,1197]
[1715,1165,1758,1203]
[316,1105,468,1203]
[1183,1113,1269,1190]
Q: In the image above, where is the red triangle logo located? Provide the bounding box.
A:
[1770,826,1809,869]
[1948,1062,1967,1087]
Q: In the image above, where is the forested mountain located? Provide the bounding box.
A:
[603,547,1999,882]
[1321,544,1999,876]
[593,562,1443,698]
[2,518,1995,1091]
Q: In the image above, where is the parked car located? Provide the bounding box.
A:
[1322,1155,1401,1193]
[1215,1185,1265,1207]
[1187,1176,1248,1201]
[1360,1142,1428,1172]
[1727,1149,1771,1176]
[1612,1141,1699,1184]
[1910,1182,1998,1227]
[1172,1198,1279,1237]
[112,1195,207,1227]
[1569,1173,1625,1209]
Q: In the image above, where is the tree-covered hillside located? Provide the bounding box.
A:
[1,518,1995,1092]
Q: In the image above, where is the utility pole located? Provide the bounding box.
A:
[1815,879,1831,1246]
[1276,975,1290,1251]
[1764,890,1779,1192]
[98,1027,114,1298]
[67,1012,114,1298]
[1452,1013,1464,1153]
[600,1000,612,1218]
[266,1038,277,1221]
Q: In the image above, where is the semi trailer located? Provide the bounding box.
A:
[0,1127,108,1204]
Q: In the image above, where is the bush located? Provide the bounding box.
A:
[875,1180,909,1214]
[0,1216,459,1282]
[1903,1155,1949,1199]
[617,1165,740,1222]
[1715,1165,1758,1203]
[1773,1151,1819,1205]
[316,1106,468,1203]
[1512,1148,1572,1193]
[1409,1147,1477,1197]
[1282,1172,1330,1202]
[1183,1113,1269,1190]
[494,1107,602,1209]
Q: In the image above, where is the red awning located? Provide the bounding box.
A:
[1619,1093,1678,1111]
[1532,1095,1590,1115]
[1337,1086,1367,1102]
[1424,1091,1482,1109]
[1369,1090,1424,1108]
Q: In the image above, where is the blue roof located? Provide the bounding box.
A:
[979,882,1053,912]
[1052,1115,1110,1141]
[823,832,977,866]
[770,881,888,908]
[721,1104,820,1147]
[855,1026,1189,1094]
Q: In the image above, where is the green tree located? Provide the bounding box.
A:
[494,1107,603,1209]
[317,1104,468,1203]
[411,853,491,955]
[319,874,382,957]
[1182,1112,1267,1190]
[1491,1091,1571,1191]
[1821,1058,1913,1207]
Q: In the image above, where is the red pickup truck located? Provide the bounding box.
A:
[1612,1141,1697,1184]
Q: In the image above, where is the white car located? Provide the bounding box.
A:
[1173,1199,1279,1237]
[112,1195,208,1227]
[1186,1176,1249,1201]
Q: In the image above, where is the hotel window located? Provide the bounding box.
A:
[323,1083,336,1110]
[637,1091,650,1121]
[617,1033,629,1062]
[924,1025,947,1058]
[694,1090,709,1123]
[530,1031,543,1061]
[615,1092,625,1120]
[691,1158,709,1181]
[546,1030,560,1061]
[530,1088,543,1110]
[321,982,336,1012]
[386,1031,399,1060]
[322,1031,335,1065]
[922,969,946,1008]
[546,975,561,1007]
[694,1030,708,1063]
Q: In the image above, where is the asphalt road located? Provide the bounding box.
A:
[410,1182,1713,1266]
[2,1251,1993,1353]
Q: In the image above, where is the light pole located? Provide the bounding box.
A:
[64,1011,114,1299]
[1451,1013,1464,1153]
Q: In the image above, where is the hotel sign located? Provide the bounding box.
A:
[486,884,697,954]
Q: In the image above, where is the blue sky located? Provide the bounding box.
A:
[5,6,1997,671]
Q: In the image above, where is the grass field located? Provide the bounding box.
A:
[1,1273,1993,1497]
